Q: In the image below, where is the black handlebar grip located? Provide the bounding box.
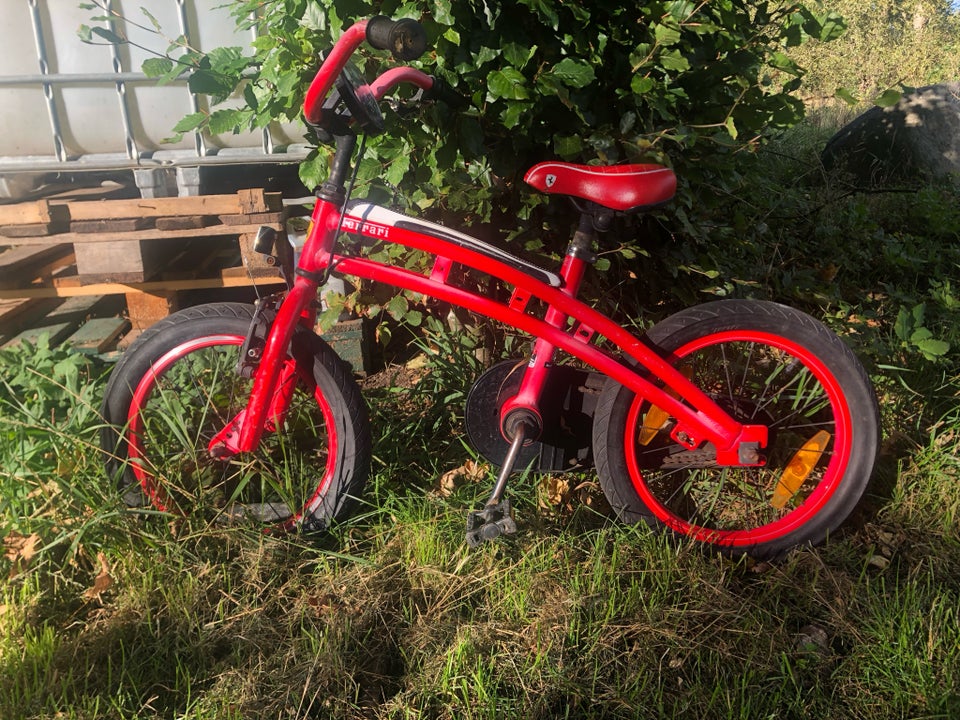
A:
[366,16,428,61]
[424,76,470,110]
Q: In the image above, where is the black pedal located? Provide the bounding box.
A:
[465,499,517,547]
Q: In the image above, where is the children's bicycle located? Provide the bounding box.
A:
[100,17,880,559]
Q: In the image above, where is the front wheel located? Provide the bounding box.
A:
[100,302,371,532]
[592,300,879,559]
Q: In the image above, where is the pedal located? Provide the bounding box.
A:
[465,499,517,547]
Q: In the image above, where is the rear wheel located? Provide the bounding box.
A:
[592,300,879,558]
[100,302,370,532]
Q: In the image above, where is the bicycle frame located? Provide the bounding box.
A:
[211,193,767,468]
[207,18,768,468]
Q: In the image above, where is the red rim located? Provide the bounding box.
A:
[126,334,338,530]
[623,329,854,547]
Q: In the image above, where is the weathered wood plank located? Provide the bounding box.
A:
[73,237,192,284]
[218,211,285,226]
[125,291,178,332]
[3,321,76,349]
[155,215,212,231]
[0,199,68,226]
[0,269,285,299]
[70,218,154,234]
[0,222,65,238]
[0,297,62,340]
[5,222,284,247]
[60,189,281,221]
[66,317,131,354]
[0,245,74,285]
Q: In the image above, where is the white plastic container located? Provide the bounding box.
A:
[0,0,309,198]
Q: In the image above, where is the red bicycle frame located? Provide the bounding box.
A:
[207,19,769,468]
[213,195,767,466]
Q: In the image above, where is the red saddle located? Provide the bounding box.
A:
[524,162,676,212]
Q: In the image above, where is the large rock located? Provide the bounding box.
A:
[821,83,960,184]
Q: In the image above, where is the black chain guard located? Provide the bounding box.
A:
[464,359,604,472]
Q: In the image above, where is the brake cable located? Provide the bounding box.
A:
[319,133,368,287]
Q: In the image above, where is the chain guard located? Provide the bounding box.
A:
[464,359,605,472]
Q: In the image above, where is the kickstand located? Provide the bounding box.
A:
[465,422,531,547]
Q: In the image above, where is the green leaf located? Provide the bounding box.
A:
[172,112,206,133]
[659,49,690,73]
[874,89,902,108]
[500,101,529,129]
[434,2,455,25]
[88,26,124,45]
[817,12,846,42]
[549,58,596,89]
[140,7,162,32]
[387,294,409,320]
[631,75,655,94]
[554,134,583,158]
[488,68,530,100]
[188,69,235,98]
[301,3,326,32]
[894,307,912,342]
[915,338,950,359]
[142,57,174,78]
[911,303,927,324]
[653,22,682,47]
[503,42,536,69]
[834,87,858,106]
[443,28,461,46]
[298,151,327,191]
[769,52,802,77]
[724,116,738,140]
[385,154,411,186]
[208,108,247,135]
[518,0,559,29]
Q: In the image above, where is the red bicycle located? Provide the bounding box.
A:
[101,17,879,558]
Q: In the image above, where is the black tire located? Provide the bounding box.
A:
[592,299,879,559]
[100,302,371,532]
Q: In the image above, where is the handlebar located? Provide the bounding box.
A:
[302,16,467,128]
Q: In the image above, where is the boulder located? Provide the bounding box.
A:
[821,83,960,184]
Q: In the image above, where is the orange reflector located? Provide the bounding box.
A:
[638,365,693,446]
[771,430,831,509]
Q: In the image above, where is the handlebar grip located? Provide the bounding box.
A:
[366,16,428,61]
[423,76,470,110]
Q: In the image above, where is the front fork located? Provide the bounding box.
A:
[206,195,343,458]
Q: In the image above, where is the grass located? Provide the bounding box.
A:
[2,119,960,718]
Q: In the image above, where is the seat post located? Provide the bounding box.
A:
[553,211,598,298]
[566,211,600,267]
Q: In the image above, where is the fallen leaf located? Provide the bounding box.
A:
[4,531,41,576]
[83,552,113,600]
[540,476,571,509]
[437,460,487,497]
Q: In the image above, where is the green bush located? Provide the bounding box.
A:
[787,0,960,105]
[84,0,844,223]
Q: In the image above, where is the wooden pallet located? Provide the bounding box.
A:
[0,188,290,347]
[0,188,285,283]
